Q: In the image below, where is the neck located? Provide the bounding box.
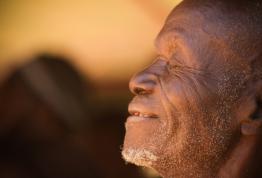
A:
[218,135,259,178]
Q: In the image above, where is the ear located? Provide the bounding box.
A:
[241,85,262,136]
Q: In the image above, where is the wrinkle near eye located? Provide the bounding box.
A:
[166,60,185,80]
[168,67,183,80]
[167,64,212,100]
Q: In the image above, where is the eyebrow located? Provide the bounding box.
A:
[154,26,187,53]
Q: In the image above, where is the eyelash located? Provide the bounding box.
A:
[167,61,181,71]
[156,55,182,73]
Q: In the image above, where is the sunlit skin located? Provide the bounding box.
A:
[122,0,262,178]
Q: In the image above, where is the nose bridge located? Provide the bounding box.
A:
[129,60,166,95]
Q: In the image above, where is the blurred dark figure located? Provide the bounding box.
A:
[0,54,144,178]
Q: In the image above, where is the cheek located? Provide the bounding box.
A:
[161,76,236,138]
[162,77,197,112]
[162,74,223,114]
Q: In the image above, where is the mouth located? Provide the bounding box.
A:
[127,110,159,122]
[129,110,158,118]
[127,97,160,123]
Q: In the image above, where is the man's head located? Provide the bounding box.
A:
[122,0,262,177]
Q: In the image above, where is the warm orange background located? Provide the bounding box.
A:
[0,1,183,178]
[0,0,182,85]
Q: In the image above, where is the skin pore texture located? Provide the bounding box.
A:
[122,0,262,178]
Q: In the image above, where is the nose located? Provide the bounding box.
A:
[129,59,167,95]
[129,69,158,95]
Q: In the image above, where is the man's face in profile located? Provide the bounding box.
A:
[122,1,255,177]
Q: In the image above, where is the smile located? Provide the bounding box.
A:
[127,110,159,123]
[127,97,160,122]
[129,110,158,118]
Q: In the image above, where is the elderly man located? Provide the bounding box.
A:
[122,0,262,177]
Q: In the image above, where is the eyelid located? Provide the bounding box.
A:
[168,62,180,70]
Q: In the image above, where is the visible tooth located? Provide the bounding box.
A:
[132,111,157,118]
[134,112,139,116]
[143,114,149,118]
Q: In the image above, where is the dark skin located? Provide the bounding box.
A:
[122,0,262,178]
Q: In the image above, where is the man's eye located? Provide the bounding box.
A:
[167,61,180,70]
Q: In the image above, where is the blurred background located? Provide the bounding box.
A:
[0,0,181,177]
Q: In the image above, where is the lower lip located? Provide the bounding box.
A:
[126,115,158,123]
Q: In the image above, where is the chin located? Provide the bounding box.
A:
[121,148,158,168]
[122,120,163,170]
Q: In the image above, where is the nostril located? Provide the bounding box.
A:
[129,70,158,95]
[133,87,149,95]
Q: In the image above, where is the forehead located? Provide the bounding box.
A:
[155,7,216,60]
[156,3,260,62]
[155,6,252,74]
[156,5,215,45]
[155,5,246,61]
